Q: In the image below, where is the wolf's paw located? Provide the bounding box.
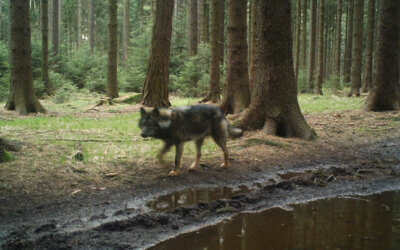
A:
[168,170,180,176]
[189,162,199,171]
[220,162,229,169]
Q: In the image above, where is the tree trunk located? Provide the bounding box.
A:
[237,0,316,140]
[220,0,250,114]
[41,0,52,95]
[5,0,45,115]
[89,0,95,54]
[122,0,130,62]
[315,0,325,95]
[189,0,198,56]
[301,0,308,69]
[343,0,354,83]
[307,0,317,92]
[142,0,174,107]
[107,0,118,99]
[52,0,59,57]
[77,0,81,48]
[202,0,224,103]
[333,0,343,90]
[366,0,399,110]
[200,0,210,43]
[295,0,301,83]
[361,0,375,93]
[248,0,258,91]
[348,0,364,97]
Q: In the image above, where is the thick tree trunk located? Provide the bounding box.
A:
[202,0,224,103]
[295,0,301,83]
[315,0,325,95]
[200,0,210,43]
[301,0,308,69]
[348,0,364,97]
[307,0,317,92]
[5,0,45,115]
[52,0,59,57]
[77,0,81,48]
[220,0,250,114]
[189,0,198,56]
[362,0,375,93]
[248,0,258,92]
[366,0,399,111]
[107,0,118,99]
[343,0,354,83]
[41,0,52,95]
[142,0,174,107]
[122,0,130,62]
[333,0,343,90]
[238,0,316,140]
[89,0,95,54]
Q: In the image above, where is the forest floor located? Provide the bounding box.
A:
[1,91,400,249]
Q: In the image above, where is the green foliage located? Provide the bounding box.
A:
[171,43,211,97]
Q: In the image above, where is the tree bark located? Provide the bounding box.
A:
[348,0,364,97]
[77,0,81,48]
[237,0,316,140]
[200,0,210,43]
[52,0,59,57]
[142,0,174,107]
[315,0,325,95]
[41,0,52,95]
[301,0,308,69]
[366,0,399,110]
[202,0,224,103]
[248,0,258,91]
[362,0,375,93]
[333,0,343,90]
[307,0,317,92]
[5,0,45,115]
[343,0,354,83]
[189,0,198,56]
[89,0,95,54]
[107,0,118,99]
[122,0,130,62]
[220,0,250,114]
[295,0,301,83]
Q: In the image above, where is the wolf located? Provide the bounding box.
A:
[139,104,243,176]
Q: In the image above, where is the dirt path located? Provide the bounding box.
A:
[1,108,400,249]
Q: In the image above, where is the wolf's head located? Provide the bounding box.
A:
[139,107,173,138]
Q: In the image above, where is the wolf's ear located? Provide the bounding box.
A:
[158,119,172,129]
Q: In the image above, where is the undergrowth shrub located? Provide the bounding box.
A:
[171,43,211,97]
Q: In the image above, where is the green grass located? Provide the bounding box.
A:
[298,88,365,114]
[0,89,365,167]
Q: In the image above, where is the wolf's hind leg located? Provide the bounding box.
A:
[169,143,184,176]
[189,138,204,171]
[212,122,229,168]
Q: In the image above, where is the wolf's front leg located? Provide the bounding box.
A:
[168,143,184,176]
[158,142,172,167]
[189,138,204,171]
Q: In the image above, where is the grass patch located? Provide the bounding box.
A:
[298,88,365,114]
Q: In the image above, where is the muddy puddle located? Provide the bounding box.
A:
[150,190,400,250]
[147,185,253,212]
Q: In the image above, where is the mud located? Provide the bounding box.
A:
[1,138,400,249]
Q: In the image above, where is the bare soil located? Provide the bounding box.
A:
[1,107,400,249]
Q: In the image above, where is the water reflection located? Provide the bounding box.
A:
[151,191,400,250]
[147,186,250,212]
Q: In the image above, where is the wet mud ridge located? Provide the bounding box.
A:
[2,139,400,249]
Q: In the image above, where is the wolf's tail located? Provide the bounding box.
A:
[228,124,243,138]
